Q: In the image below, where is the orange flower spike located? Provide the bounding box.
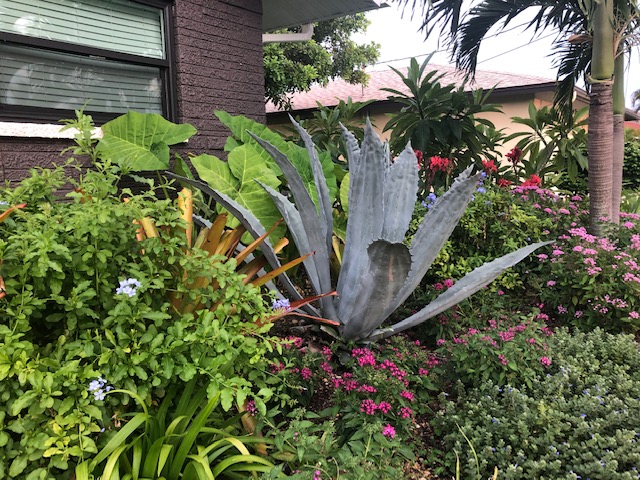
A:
[177,188,194,248]
[0,203,26,224]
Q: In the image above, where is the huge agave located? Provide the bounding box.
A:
[174,119,547,342]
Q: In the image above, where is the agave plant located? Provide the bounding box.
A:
[173,120,547,342]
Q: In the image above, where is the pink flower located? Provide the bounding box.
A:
[546,280,556,286]
[540,356,552,367]
[400,390,415,402]
[506,147,522,164]
[436,339,446,346]
[377,401,392,414]
[443,279,454,288]
[482,159,498,173]
[399,406,413,419]
[498,354,508,366]
[382,424,396,438]
[433,282,444,291]
[497,290,505,296]
[360,399,377,415]
[630,311,640,319]
[300,368,313,380]
[557,305,568,314]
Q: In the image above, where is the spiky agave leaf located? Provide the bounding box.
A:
[370,241,551,341]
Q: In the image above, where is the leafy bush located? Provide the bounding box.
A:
[258,336,442,478]
[623,137,640,190]
[0,162,281,478]
[531,212,640,333]
[434,329,640,479]
[434,310,553,389]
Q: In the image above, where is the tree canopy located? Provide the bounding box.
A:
[264,14,380,110]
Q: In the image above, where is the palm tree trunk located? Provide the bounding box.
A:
[589,81,614,234]
[612,53,625,224]
[588,0,615,236]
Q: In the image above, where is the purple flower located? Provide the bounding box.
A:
[272,298,291,310]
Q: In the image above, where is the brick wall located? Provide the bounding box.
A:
[0,0,265,184]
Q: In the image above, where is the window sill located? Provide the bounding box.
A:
[0,122,102,139]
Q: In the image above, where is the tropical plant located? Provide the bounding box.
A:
[76,380,278,480]
[396,0,640,233]
[382,55,502,172]
[283,97,375,166]
[505,102,588,183]
[174,120,546,341]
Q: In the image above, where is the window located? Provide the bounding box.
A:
[0,0,175,123]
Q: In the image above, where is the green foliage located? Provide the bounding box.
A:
[98,111,197,171]
[77,381,277,480]
[284,97,375,166]
[260,336,438,478]
[382,55,502,172]
[433,329,640,479]
[264,14,379,109]
[623,136,640,190]
[412,185,556,288]
[201,119,546,342]
[0,135,284,477]
[531,212,640,333]
[505,102,588,184]
[435,311,553,389]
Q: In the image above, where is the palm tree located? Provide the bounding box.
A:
[397,0,640,234]
[633,88,640,112]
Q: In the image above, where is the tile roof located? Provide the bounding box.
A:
[266,64,556,113]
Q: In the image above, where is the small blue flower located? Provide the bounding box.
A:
[581,413,587,418]
[476,187,486,194]
[88,377,113,401]
[491,418,498,423]
[272,298,291,310]
[427,192,437,203]
[116,278,141,297]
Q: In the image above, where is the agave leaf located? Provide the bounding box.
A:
[190,147,284,241]
[98,111,196,171]
[290,115,334,250]
[337,120,387,321]
[256,181,322,295]
[341,240,412,341]
[165,174,304,303]
[381,144,419,242]
[248,135,336,319]
[374,241,551,340]
[380,166,480,321]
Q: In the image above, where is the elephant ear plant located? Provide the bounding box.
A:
[174,119,547,342]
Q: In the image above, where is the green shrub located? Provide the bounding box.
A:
[623,137,640,190]
[0,165,280,479]
[531,214,640,333]
[433,329,640,479]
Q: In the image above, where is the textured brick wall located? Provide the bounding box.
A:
[0,0,265,184]
[173,0,264,154]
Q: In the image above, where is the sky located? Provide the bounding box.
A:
[354,3,640,109]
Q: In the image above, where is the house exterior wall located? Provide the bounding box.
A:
[0,0,265,184]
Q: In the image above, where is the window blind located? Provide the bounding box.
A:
[0,0,164,59]
[0,44,163,113]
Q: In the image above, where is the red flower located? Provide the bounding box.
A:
[429,156,451,173]
[505,147,522,164]
[497,178,513,188]
[522,174,542,187]
[482,159,498,173]
[414,149,424,170]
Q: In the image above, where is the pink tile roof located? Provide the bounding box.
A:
[266,64,556,113]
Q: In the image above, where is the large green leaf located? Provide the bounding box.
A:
[190,146,283,240]
[215,111,338,205]
[98,111,196,171]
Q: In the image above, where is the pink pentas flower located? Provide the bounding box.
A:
[540,356,552,367]
[547,280,556,286]
[360,399,377,415]
[443,279,454,288]
[400,390,415,402]
[382,424,396,438]
[498,354,508,366]
[630,311,640,319]
[399,406,413,419]
[377,401,392,414]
